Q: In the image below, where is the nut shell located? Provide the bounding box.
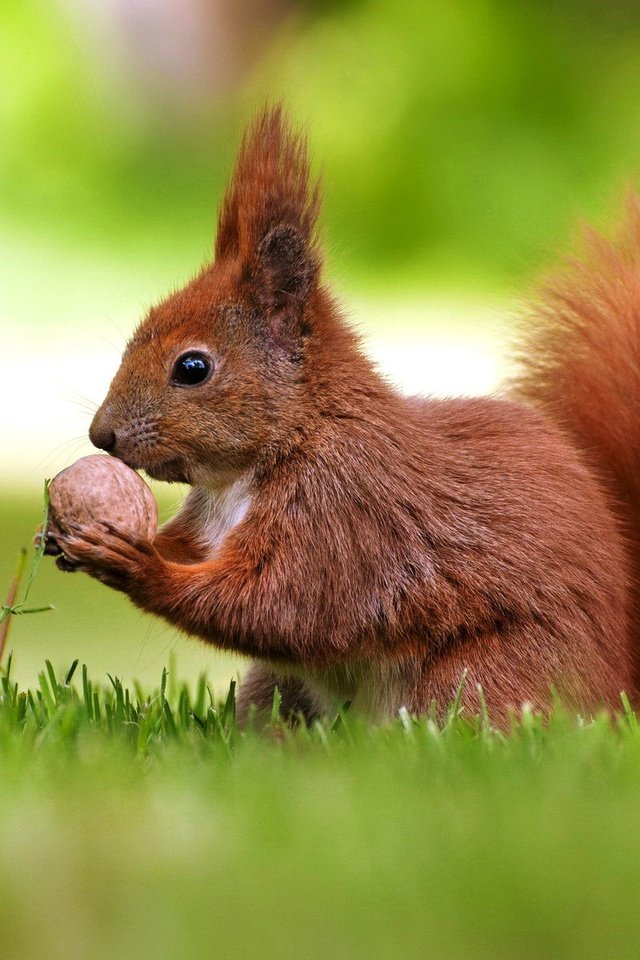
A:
[46,455,158,544]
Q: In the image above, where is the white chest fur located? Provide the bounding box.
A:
[193,474,254,558]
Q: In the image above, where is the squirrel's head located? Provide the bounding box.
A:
[90,106,326,485]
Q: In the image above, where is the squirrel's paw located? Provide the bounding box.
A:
[55,521,162,595]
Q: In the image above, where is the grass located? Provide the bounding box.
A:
[1,650,640,960]
[2,500,639,960]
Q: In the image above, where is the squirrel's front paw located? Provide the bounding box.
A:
[55,521,163,597]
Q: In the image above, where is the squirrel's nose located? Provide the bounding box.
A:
[89,415,116,453]
[91,425,116,453]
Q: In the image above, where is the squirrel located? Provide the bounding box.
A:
[53,105,640,724]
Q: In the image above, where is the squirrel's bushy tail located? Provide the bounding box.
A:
[514,193,640,690]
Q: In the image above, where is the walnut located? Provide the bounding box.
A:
[45,456,158,554]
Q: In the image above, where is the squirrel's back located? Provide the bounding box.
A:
[247,388,632,715]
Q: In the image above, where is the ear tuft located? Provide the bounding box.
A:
[215,105,321,276]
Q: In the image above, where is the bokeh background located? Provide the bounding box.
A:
[3,0,640,687]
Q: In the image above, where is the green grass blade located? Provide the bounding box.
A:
[22,480,50,603]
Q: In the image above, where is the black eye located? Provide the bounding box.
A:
[171,352,212,387]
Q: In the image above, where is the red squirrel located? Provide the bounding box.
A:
[54,106,640,723]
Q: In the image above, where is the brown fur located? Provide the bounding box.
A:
[514,196,640,691]
[57,106,638,723]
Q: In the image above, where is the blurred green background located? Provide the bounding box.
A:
[3,0,640,686]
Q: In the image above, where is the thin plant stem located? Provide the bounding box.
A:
[0,549,28,665]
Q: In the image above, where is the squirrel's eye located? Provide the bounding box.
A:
[171,352,212,387]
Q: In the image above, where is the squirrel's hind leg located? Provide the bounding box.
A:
[236,662,321,728]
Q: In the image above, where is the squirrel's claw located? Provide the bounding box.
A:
[34,527,64,557]
[54,522,161,595]
[55,554,78,573]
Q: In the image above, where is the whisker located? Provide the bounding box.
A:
[32,435,93,474]
[99,327,128,359]
[62,387,100,414]
[66,403,96,418]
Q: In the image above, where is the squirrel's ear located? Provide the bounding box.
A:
[250,222,319,348]
[255,222,318,307]
[215,106,321,339]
